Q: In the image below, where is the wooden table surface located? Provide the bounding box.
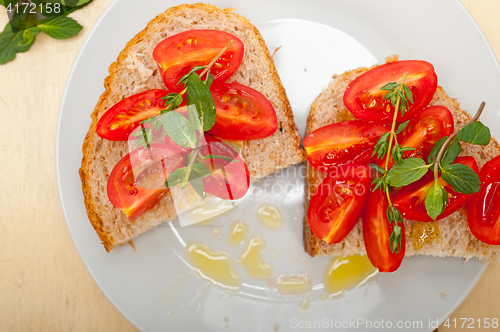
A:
[1,1,499,331]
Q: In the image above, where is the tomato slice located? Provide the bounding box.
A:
[97,89,172,141]
[207,81,278,140]
[303,120,387,172]
[344,60,438,125]
[107,144,187,219]
[153,29,244,92]
[362,188,405,272]
[198,135,250,200]
[308,165,371,244]
[392,156,479,222]
[375,105,454,169]
[467,155,500,244]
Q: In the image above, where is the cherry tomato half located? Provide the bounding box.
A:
[198,135,250,200]
[153,29,244,92]
[468,155,500,244]
[308,165,371,244]
[376,105,454,169]
[207,82,278,140]
[362,188,405,272]
[97,89,172,141]
[344,60,438,125]
[107,144,187,219]
[303,120,388,172]
[392,156,479,222]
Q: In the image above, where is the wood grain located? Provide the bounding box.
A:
[0,1,498,331]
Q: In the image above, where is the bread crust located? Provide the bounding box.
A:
[80,4,305,252]
[304,56,500,261]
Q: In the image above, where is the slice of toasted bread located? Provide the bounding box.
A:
[80,4,306,252]
[304,55,500,261]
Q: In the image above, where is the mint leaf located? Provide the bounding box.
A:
[160,111,197,148]
[441,163,480,195]
[427,136,448,164]
[425,182,448,220]
[186,73,216,131]
[186,105,202,131]
[457,122,490,145]
[189,176,206,198]
[191,161,211,177]
[37,16,82,39]
[441,139,461,166]
[386,158,430,187]
[166,167,189,188]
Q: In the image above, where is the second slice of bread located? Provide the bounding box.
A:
[80,4,306,252]
[304,56,500,261]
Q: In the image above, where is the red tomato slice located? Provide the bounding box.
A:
[107,144,187,219]
[198,135,249,200]
[97,89,171,141]
[392,156,479,222]
[468,155,500,244]
[207,82,278,140]
[308,165,371,244]
[344,60,438,125]
[153,29,244,92]
[303,120,388,172]
[362,188,405,272]
[376,105,454,169]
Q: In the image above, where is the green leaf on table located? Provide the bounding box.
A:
[386,157,430,187]
[37,16,82,39]
[457,122,490,145]
[441,163,481,194]
[186,73,216,131]
[427,136,448,164]
[441,139,462,166]
[160,111,197,148]
[424,182,448,220]
[395,120,410,134]
[0,23,39,64]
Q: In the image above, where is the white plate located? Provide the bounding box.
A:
[56,0,500,331]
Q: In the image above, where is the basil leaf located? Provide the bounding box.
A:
[427,136,448,164]
[37,16,82,39]
[386,158,430,187]
[186,73,217,131]
[166,167,189,188]
[457,122,490,145]
[441,163,481,194]
[441,139,462,166]
[191,161,211,177]
[425,182,448,220]
[395,120,409,134]
[160,111,197,148]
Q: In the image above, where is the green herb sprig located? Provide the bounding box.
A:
[371,75,490,253]
[1,0,92,64]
